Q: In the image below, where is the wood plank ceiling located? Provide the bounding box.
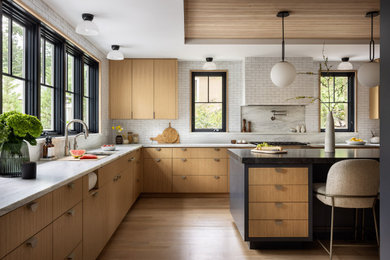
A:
[184,0,380,44]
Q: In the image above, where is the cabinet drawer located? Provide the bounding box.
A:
[143,158,172,192]
[53,178,82,219]
[198,176,227,193]
[198,159,227,176]
[143,148,172,159]
[0,192,53,258]
[249,220,308,238]
[172,148,228,159]
[249,185,308,202]
[66,242,82,260]
[3,224,53,260]
[53,202,82,260]
[249,168,308,185]
[249,203,308,220]
[172,176,199,193]
[98,157,128,187]
[172,159,198,176]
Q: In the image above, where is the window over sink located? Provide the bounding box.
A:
[191,71,227,132]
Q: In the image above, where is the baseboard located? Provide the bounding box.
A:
[140,193,230,198]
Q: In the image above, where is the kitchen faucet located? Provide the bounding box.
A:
[64,119,89,156]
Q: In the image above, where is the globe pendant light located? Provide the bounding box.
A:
[337,57,353,70]
[76,13,99,36]
[358,11,380,87]
[107,45,124,60]
[203,57,217,70]
[270,11,296,88]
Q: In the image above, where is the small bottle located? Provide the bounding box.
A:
[47,137,55,158]
[42,134,55,158]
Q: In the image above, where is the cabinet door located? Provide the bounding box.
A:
[134,150,143,198]
[109,60,132,119]
[173,176,199,193]
[132,59,154,119]
[198,176,228,193]
[143,158,172,192]
[370,86,379,119]
[154,59,178,119]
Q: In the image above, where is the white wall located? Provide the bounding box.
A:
[17,0,111,160]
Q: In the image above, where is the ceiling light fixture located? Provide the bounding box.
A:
[107,45,124,60]
[270,11,296,88]
[202,57,217,70]
[337,57,353,70]
[358,11,380,87]
[76,13,99,36]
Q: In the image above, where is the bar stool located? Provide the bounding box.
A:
[313,159,379,260]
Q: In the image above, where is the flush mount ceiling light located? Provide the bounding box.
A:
[202,57,217,70]
[337,57,353,70]
[107,45,124,60]
[75,13,99,36]
[270,11,296,88]
[358,11,380,87]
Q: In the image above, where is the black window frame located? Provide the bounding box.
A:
[320,71,355,132]
[0,0,99,135]
[191,71,227,132]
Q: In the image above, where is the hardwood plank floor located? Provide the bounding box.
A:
[98,198,379,260]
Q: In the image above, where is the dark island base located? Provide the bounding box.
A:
[248,241,315,250]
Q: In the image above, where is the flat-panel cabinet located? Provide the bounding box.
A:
[132,59,154,119]
[370,86,379,119]
[143,158,172,192]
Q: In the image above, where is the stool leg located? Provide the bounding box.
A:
[330,200,335,260]
[372,205,380,246]
[355,208,358,240]
[362,208,365,240]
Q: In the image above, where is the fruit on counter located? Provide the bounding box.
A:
[349,137,364,142]
[70,149,86,158]
[80,154,98,159]
[256,143,282,151]
[102,144,115,147]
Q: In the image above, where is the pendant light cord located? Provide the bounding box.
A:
[369,12,375,62]
[282,15,285,62]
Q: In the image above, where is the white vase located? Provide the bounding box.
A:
[324,111,335,153]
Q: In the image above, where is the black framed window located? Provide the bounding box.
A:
[191,71,226,132]
[0,0,99,134]
[320,71,355,132]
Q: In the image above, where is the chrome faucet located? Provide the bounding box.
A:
[64,119,89,156]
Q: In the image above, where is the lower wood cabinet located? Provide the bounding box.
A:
[143,158,172,192]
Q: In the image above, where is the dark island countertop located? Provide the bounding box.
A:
[228,148,380,164]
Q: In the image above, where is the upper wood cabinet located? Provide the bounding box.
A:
[369,86,379,119]
[154,59,178,119]
[109,60,133,119]
[109,58,178,120]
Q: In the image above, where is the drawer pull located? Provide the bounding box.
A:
[275,202,284,208]
[214,176,220,180]
[67,252,75,260]
[214,148,220,151]
[136,178,140,182]
[181,148,187,151]
[26,237,38,248]
[275,220,284,225]
[92,191,99,197]
[67,182,75,189]
[155,158,161,162]
[275,168,286,173]
[181,158,187,162]
[214,158,220,162]
[27,202,39,212]
[67,209,75,216]
[181,176,187,180]
[155,148,161,151]
[128,157,135,162]
[274,185,284,191]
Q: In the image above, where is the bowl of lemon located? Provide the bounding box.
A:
[346,137,366,145]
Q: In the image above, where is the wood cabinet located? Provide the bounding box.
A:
[370,86,379,119]
[109,59,178,119]
[143,158,172,192]
[134,149,143,199]
[109,60,133,119]
[52,178,82,219]
[154,59,178,119]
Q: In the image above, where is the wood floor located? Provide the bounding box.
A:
[98,197,379,260]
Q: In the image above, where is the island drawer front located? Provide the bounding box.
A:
[2,224,53,260]
[249,168,308,185]
[172,159,228,176]
[0,192,53,259]
[53,202,82,260]
[249,202,308,220]
[198,176,228,193]
[172,148,228,159]
[172,176,199,192]
[52,177,82,219]
[249,220,308,238]
[249,185,308,202]
[143,148,172,159]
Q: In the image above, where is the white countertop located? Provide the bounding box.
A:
[0,144,142,217]
[308,143,380,148]
[142,143,255,148]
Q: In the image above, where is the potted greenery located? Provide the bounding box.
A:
[0,111,43,177]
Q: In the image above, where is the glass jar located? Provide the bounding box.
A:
[132,134,139,144]
[0,141,30,177]
[127,132,133,144]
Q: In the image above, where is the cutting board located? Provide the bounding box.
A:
[251,149,287,154]
[150,123,180,144]
[57,155,106,161]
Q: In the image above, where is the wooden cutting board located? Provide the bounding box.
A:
[150,123,180,144]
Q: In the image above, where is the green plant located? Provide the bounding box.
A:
[0,111,43,155]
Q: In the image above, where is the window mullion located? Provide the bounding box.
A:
[8,18,12,75]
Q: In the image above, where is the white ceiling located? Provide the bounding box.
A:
[42,0,380,61]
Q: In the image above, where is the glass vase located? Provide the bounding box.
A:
[0,141,30,177]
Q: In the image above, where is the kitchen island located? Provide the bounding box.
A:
[228,148,380,249]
